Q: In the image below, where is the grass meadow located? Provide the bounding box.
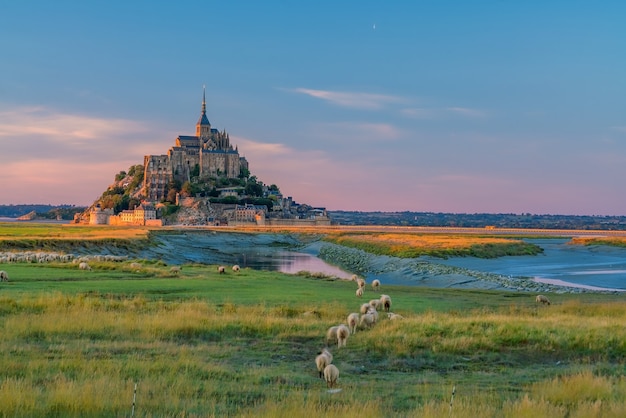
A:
[1,260,626,417]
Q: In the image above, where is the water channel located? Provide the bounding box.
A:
[224,237,626,292]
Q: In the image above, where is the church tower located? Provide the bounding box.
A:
[196,86,211,140]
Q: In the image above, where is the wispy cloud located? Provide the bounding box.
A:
[446,107,487,118]
[0,105,169,205]
[320,122,403,141]
[402,106,487,119]
[290,88,405,110]
[0,106,148,143]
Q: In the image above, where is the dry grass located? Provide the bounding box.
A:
[331,233,516,250]
[0,223,152,241]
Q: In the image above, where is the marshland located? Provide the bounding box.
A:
[1,223,626,417]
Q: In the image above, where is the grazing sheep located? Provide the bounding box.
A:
[232,265,240,272]
[387,312,404,320]
[356,278,365,289]
[536,295,551,305]
[372,279,381,292]
[347,313,359,335]
[369,299,382,310]
[326,326,339,346]
[356,287,364,298]
[315,348,333,379]
[218,266,226,274]
[359,312,377,329]
[380,294,392,312]
[323,364,339,388]
[0,270,8,282]
[78,262,92,271]
[360,303,372,315]
[336,324,350,348]
[170,266,181,275]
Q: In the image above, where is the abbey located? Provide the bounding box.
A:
[143,89,248,201]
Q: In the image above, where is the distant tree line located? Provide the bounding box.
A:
[328,211,626,231]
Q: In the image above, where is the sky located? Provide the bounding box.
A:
[1,1,625,215]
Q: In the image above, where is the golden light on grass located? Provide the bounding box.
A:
[333,233,516,250]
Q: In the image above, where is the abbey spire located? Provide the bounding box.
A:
[196,85,211,138]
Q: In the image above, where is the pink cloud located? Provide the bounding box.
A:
[0,159,135,206]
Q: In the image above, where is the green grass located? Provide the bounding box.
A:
[1,259,626,417]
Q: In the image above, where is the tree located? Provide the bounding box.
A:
[238,166,250,179]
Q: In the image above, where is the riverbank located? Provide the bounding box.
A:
[309,241,620,294]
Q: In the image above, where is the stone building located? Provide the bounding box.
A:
[143,89,249,201]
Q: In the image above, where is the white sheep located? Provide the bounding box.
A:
[387,312,404,320]
[356,278,365,289]
[323,364,339,388]
[368,299,382,310]
[356,287,364,298]
[0,270,8,282]
[380,294,392,312]
[336,324,350,348]
[170,266,181,275]
[232,265,240,272]
[536,295,551,305]
[315,348,333,379]
[347,312,359,335]
[359,312,376,329]
[326,326,339,346]
[360,303,372,315]
[78,262,92,271]
[218,266,226,274]
[372,279,381,292]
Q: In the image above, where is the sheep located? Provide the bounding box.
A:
[372,279,381,292]
[368,299,382,310]
[360,303,372,315]
[78,262,92,271]
[170,266,181,275]
[323,364,339,389]
[232,265,240,272]
[380,294,392,312]
[347,313,359,335]
[336,324,350,348]
[359,312,376,329]
[387,312,404,320]
[315,348,333,379]
[356,287,364,298]
[536,295,551,305]
[218,266,226,274]
[351,274,365,288]
[326,326,339,346]
[0,270,8,282]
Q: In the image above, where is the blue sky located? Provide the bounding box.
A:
[1,1,625,215]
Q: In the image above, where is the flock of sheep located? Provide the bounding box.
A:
[0,251,127,264]
[315,276,552,389]
[314,275,402,389]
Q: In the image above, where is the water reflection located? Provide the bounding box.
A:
[234,250,353,279]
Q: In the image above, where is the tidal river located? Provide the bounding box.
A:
[145,233,626,292]
[436,238,626,292]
